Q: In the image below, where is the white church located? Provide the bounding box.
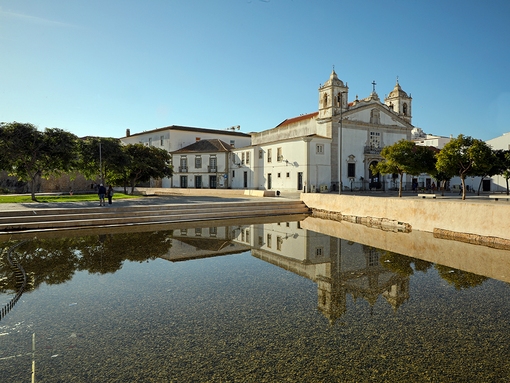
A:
[121,70,416,192]
[231,70,414,192]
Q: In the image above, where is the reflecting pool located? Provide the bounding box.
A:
[1,218,510,382]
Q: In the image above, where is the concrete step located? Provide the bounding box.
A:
[0,200,310,233]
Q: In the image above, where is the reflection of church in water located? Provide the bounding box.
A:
[232,221,410,325]
[162,220,410,324]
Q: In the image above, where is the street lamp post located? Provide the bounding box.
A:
[338,92,347,194]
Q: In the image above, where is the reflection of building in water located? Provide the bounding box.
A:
[232,222,409,324]
[160,226,251,262]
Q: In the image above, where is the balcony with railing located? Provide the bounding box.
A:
[364,146,383,154]
[208,166,217,173]
[179,166,188,173]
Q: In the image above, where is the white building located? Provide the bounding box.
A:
[233,70,415,193]
[120,125,251,187]
[171,139,233,189]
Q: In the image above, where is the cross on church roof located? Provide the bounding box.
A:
[372,80,377,93]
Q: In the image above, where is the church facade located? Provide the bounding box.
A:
[232,70,415,192]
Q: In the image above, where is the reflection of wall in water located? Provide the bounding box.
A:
[161,226,250,262]
[234,222,409,324]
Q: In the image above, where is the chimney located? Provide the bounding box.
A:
[126,129,131,137]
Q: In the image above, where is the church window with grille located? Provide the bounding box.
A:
[369,132,381,148]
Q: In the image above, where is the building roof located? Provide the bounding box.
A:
[275,112,319,128]
[172,139,233,153]
[122,125,251,139]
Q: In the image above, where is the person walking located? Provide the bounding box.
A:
[107,185,114,205]
[98,184,106,206]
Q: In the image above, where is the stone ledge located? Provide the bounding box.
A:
[311,208,411,233]
[433,228,510,250]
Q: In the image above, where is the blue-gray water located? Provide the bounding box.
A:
[1,221,510,382]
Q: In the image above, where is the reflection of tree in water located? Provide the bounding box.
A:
[380,251,488,290]
[435,265,488,290]
[0,231,173,293]
[77,231,173,274]
[379,251,433,277]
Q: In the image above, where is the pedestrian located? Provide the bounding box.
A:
[98,183,106,206]
[107,185,114,205]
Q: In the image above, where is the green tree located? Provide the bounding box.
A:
[124,143,173,194]
[492,149,510,195]
[0,122,78,201]
[370,140,436,197]
[436,135,493,200]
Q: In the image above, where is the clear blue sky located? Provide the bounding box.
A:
[1,0,509,141]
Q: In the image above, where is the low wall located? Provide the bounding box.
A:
[301,194,510,241]
[133,187,251,198]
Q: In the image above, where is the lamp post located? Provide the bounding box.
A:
[338,92,347,194]
[99,142,103,184]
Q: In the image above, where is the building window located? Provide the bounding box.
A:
[277,173,281,178]
[316,247,324,257]
[241,229,245,242]
[267,233,272,248]
[148,138,152,147]
[268,149,272,163]
[348,163,355,178]
[242,153,245,165]
[209,156,217,172]
[259,149,263,159]
[369,131,381,148]
[258,236,263,246]
[232,170,235,178]
[245,229,250,243]
[179,156,188,172]
[195,228,202,236]
[276,236,283,251]
[195,156,202,169]
[230,140,235,147]
[160,136,164,146]
[246,152,250,165]
[277,147,283,161]
[210,227,217,237]
[180,228,188,236]
[316,144,324,154]
[286,172,290,178]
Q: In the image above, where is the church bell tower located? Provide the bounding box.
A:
[318,69,349,120]
[384,79,412,123]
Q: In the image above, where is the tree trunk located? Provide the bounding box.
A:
[461,177,466,200]
[398,173,403,197]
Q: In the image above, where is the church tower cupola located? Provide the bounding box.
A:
[384,79,412,123]
[318,69,349,120]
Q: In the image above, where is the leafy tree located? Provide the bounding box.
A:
[77,137,127,185]
[475,149,504,195]
[0,122,78,201]
[492,149,510,195]
[436,135,493,200]
[123,143,173,194]
[370,140,436,197]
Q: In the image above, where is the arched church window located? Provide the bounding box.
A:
[323,93,328,108]
[403,103,408,116]
[337,92,342,107]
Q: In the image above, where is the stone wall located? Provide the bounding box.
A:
[301,193,510,241]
